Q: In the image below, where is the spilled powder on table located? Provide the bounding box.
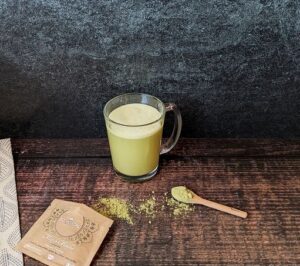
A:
[92,198,134,225]
[138,196,157,218]
[92,192,195,225]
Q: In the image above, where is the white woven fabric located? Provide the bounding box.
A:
[0,139,23,266]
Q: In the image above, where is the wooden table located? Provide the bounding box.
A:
[12,139,300,265]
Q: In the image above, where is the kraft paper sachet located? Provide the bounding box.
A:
[17,199,113,266]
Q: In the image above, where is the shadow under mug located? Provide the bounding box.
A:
[103,93,182,182]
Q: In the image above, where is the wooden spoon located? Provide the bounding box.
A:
[171,186,247,219]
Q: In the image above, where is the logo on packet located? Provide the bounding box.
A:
[43,208,98,245]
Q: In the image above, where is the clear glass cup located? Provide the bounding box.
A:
[103,93,182,182]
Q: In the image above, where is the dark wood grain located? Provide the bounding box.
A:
[12,138,300,158]
[13,139,300,265]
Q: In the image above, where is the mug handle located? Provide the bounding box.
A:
[160,103,182,154]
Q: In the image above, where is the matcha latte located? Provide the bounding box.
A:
[107,103,163,176]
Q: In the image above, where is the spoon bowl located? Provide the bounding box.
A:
[171,186,195,203]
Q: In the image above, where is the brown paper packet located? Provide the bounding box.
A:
[17,199,113,266]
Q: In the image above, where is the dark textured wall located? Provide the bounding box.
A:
[0,0,299,138]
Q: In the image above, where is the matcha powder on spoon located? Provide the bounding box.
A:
[171,186,193,202]
[167,186,195,216]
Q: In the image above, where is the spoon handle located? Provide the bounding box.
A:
[195,197,247,218]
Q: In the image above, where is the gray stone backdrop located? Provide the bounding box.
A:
[0,0,299,138]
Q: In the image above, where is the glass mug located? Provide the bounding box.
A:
[103,93,182,182]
